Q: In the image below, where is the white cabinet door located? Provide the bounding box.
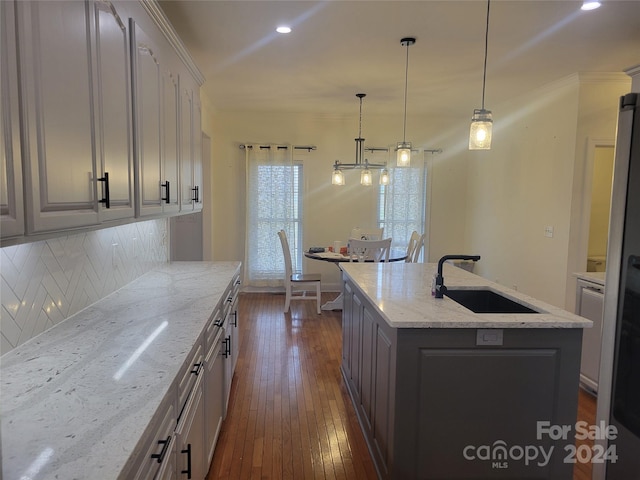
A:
[162,68,180,214]
[204,333,224,465]
[192,94,203,211]
[1,0,25,240]
[17,0,134,233]
[131,19,163,217]
[179,80,195,212]
[93,0,134,222]
[17,0,99,233]
[132,19,182,217]
[176,373,206,480]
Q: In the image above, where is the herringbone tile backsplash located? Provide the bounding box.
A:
[0,219,168,355]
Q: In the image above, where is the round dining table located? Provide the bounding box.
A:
[304,248,407,310]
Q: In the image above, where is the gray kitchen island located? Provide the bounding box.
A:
[340,262,592,480]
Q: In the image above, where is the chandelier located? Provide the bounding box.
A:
[331,93,389,186]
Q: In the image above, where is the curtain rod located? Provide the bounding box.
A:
[239,144,317,152]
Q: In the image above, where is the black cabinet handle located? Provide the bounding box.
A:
[231,311,238,327]
[150,435,171,463]
[181,443,192,479]
[223,336,231,358]
[97,172,110,208]
[161,181,170,203]
[191,186,199,203]
[190,362,202,375]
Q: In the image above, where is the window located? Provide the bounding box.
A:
[378,152,427,257]
[245,145,303,287]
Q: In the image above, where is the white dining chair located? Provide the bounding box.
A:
[406,231,426,263]
[350,227,384,241]
[348,237,392,263]
[277,230,321,314]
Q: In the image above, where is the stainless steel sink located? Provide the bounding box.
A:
[444,288,539,314]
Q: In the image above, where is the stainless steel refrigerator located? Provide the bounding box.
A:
[595,92,640,479]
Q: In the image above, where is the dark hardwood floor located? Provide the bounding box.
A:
[206,292,597,480]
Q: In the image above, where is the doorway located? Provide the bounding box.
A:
[586,145,615,271]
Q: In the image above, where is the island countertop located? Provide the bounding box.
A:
[340,262,592,329]
[1,261,241,480]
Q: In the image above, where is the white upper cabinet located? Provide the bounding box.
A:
[131,17,181,217]
[17,0,99,233]
[162,68,180,214]
[93,0,135,221]
[179,79,195,211]
[1,0,203,245]
[179,77,203,212]
[1,1,25,239]
[16,0,134,234]
[193,94,203,211]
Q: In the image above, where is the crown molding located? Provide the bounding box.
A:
[138,0,205,86]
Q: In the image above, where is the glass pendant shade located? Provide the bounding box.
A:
[396,142,412,167]
[360,168,372,186]
[469,109,493,150]
[332,167,345,185]
[379,169,390,186]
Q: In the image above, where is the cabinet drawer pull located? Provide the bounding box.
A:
[222,336,231,358]
[190,362,202,375]
[181,443,192,478]
[97,172,110,208]
[161,181,170,203]
[150,435,171,463]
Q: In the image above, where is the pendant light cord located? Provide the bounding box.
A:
[402,42,409,142]
[481,0,491,109]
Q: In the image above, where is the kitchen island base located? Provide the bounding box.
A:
[341,273,584,480]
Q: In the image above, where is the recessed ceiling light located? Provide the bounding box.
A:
[276,26,292,34]
[581,1,601,11]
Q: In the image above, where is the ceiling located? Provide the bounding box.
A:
[158,1,640,118]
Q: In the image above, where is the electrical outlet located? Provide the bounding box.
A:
[544,225,554,238]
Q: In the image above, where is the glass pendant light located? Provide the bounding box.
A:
[397,37,415,167]
[332,161,345,185]
[360,163,373,186]
[469,0,493,150]
[379,168,390,186]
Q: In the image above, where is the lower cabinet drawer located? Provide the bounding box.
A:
[132,398,176,480]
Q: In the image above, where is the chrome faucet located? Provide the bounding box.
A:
[434,254,481,298]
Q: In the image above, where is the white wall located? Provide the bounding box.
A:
[465,74,629,309]
[206,110,470,289]
[202,74,629,302]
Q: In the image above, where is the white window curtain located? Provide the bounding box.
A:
[244,144,303,287]
[378,150,427,256]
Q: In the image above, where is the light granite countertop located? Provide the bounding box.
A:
[340,262,592,329]
[1,261,241,480]
[573,271,606,286]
